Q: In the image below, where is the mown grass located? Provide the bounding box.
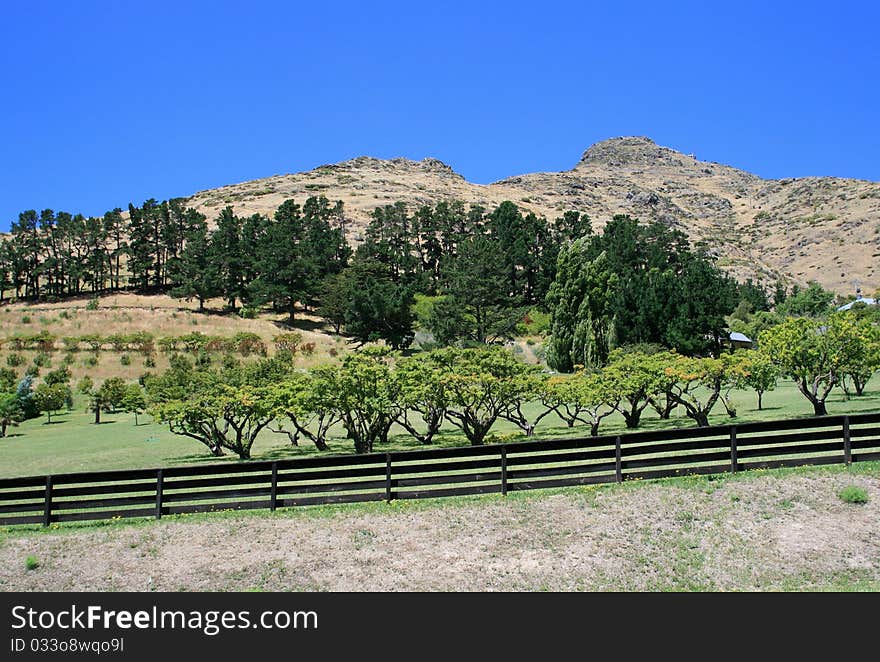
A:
[1,378,878,479]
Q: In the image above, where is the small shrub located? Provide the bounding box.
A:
[143,355,156,368]
[195,350,212,368]
[83,355,99,368]
[120,353,131,366]
[6,353,24,367]
[21,315,31,324]
[526,338,536,346]
[25,365,40,377]
[839,486,869,505]
[32,352,51,368]
[62,352,75,366]
[58,310,70,320]
[238,307,257,319]
[86,298,99,311]
[25,555,39,571]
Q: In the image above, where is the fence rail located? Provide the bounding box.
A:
[2,412,879,527]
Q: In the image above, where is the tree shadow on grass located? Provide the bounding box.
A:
[271,317,328,334]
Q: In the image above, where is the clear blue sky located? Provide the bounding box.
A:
[2,1,878,231]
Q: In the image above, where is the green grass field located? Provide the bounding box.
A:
[1,378,878,479]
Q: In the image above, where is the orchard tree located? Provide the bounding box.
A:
[266,371,340,451]
[838,319,880,397]
[543,372,618,436]
[311,348,397,454]
[759,313,870,416]
[437,347,530,445]
[152,385,274,459]
[395,352,449,445]
[665,355,727,427]
[121,384,147,425]
[500,370,555,437]
[33,383,68,423]
[602,349,667,429]
[739,351,780,410]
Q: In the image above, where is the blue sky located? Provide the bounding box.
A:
[1,1,878,230]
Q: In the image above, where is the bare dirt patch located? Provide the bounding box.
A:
[1,471,878,591]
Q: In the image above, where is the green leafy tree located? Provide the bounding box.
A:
[395,352,449,445]
[266,371,340,451]
[546,240,618,371]
[436,347,530,445]
[602,349,668,429]
[152,384,275,459]
[759,314,871,416]
[311,348,397,454]
[343,259,415,349]
[739,351,780,410]
[838,318,880,397]
[429,236,523,345]
[121,384,148,425]
[665,355,727,427]
[542,372,618,436]
[776,281,835,317]
[0,393,24,437]
[499,370,555,437]
[33,383,68,423]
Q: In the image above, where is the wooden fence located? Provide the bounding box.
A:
[1,412,878,527]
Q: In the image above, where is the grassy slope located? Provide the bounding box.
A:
[2,378,878,479]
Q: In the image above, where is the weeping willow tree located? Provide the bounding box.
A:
[546,241,618,372]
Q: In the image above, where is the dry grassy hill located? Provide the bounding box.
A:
[185,136,880,293]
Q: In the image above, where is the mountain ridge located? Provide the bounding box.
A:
[156,137,880,295]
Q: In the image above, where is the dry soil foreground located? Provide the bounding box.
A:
[1,470,878,592]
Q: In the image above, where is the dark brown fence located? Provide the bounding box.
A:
[1,412,878,527]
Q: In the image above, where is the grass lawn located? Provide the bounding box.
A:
[1,377,878,479]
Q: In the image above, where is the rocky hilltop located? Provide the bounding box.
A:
[184,137,880,293]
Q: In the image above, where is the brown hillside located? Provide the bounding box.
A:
[184,136,880,293]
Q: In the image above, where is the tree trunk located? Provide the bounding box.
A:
[757,391,763,411]
[622,409,641,429]
[94,408,100,424]
[590,422,600,437]
[813,400,828,417]
[854,375,867,396]
[690,411,710,427]
[1,422,6,437]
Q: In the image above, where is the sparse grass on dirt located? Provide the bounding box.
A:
[1,462,878,591]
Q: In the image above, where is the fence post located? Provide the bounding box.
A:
[730,426,738,474]
[270,462,278,512]
[500,446,508,496]
[385,454,392,502]
[155,469,164,520]
[43,475,53,527]
[615,436,623,483]
[843,416,851,465]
